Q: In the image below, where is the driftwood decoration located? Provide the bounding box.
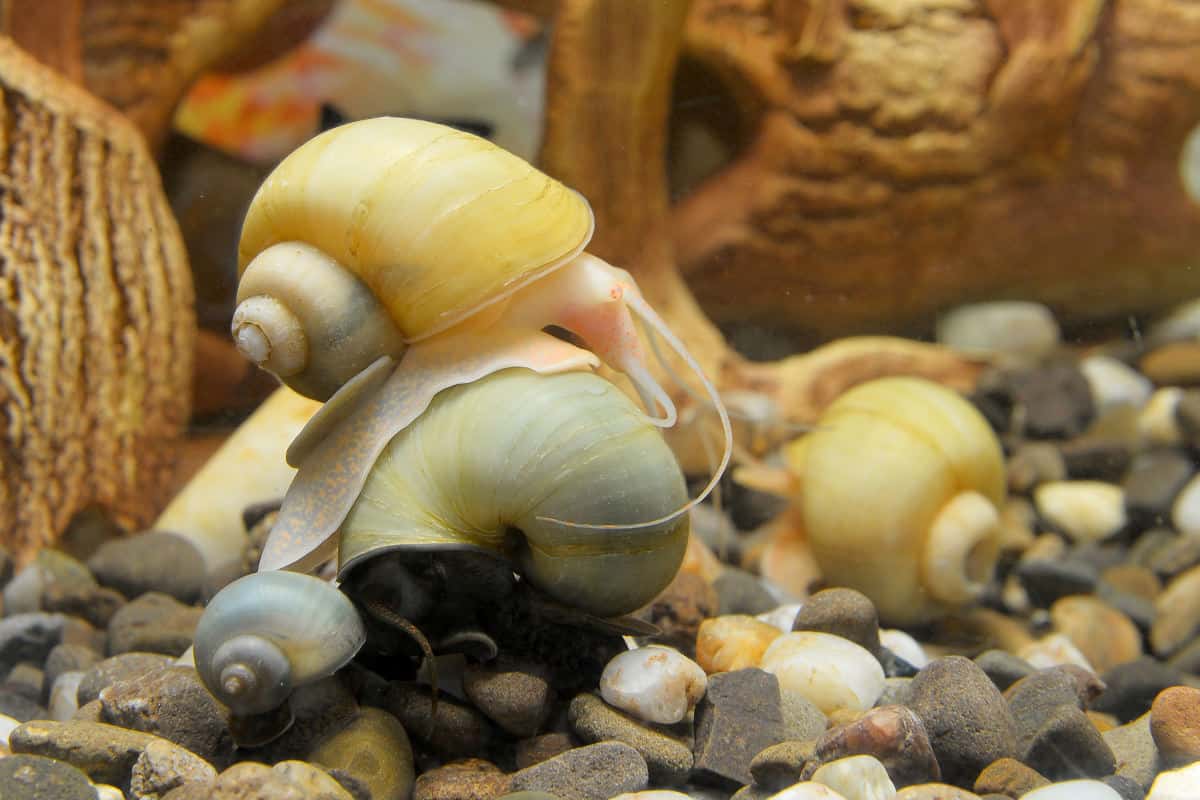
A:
[0,38,195,562]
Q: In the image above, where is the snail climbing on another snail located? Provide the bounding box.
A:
[231,116,731,574]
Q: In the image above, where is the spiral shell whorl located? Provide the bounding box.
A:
[237,117,595,343]
[194,571,366,715]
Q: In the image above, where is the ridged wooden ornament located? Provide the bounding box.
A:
[0,38,194,562]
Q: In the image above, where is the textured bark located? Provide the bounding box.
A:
[0,39,195,562]
[675,0,1200,339]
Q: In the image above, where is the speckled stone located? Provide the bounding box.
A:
[1005,667,1106,747]
[810,705,939,787]
[129,736,218,800]
[1050,596,1142,673]
[88,531,206,604]
[907,657,1019,787]
[692,668,785,785]
[1022,704,1116,780]
[779,687,828,744]
[76,653,173,706]
[1092,658,1184,723]
[413,758,510,800]
[568,693,693,785]
[463,656,555,737]
[9,719,194,787]
[972,757,1048,797]
[1102,713,1160,790]
[43,644,99,697]
[0,753,97,800]
[515,732,576,769]
[383,682,494,761]
[975,651,1035,693]
[1149,685,1200,766]
[791,589,881,658]
[749,740,817,791]
[508,742,649,800]
[105,593,202,657]
[308,708,415,800]
[272,761,355,800]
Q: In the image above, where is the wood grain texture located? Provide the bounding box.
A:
[0,38,194,562]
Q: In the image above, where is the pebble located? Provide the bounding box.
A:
[635,571,718,657]
[692,668,785,785]
[43,643,100,695]
[9,719,197,787]
[716,568,780,616]
[1175,389,1200,447]
[1019,634,1096,672]
[308,708,415,800]
[1022,704,1116,780]
[515,732,576,769]
[1015,559,1099,608]
[273,760,356,800]
[1006,363,1095,439]
[0,753,98,800]
[907,656,1019,787]
[599,646,707,725]
[759,605,804,633]
[1005,667,1105,746]
[1151,564,1200,656]
[129,736,218,800]
[1170,476,1200,536]
[568,693,694,785]
[106,593,202,657]
[1146,761,1200,799]
[1100,565,1161,602]
[0,613,65,675]
[973,758,1048,797]
[508,741,649,800]
[76,652,173,705]
[1093,658,1185,723]
[1148,685,1200,765]
[1059,437,1131,483]
[894,785,981,799]
[810,755,895,800]
[87,531,207,604]
[383,682,494,762]
[759,632,885,714]
[1102,774,1145,800]
[1136,389,1185,446]
[1102,713,1161,790]
[750,740,818,790]
[975,650,1035,692]
[766,785,848,800]
[463,656,555,737]
[98,666,233,765]
[812,704,940,786]
[48,671,84,720]
[1080,355,1154,414]
[791,589,881,657]
[1020,779,1124,799]
[1034,482,1127,543]
[413,758,510,800]
[1049,596,1142,673]
[936,301,1060,361]
[3,551,95,616]
[779,687,828,743]
[1008,443,1068,493]
[1140,343,1200,386]
[1124,451,1194,529]
[697,615,783,674]
[252,676,359,764]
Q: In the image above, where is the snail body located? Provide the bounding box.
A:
[785,377,1005,625]
[232,117,730,574]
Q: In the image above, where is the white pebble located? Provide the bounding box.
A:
[879,629,928,669]
[1080,354,1153,413]
[49,670,84,720]
[95,786,125,800]
[760,632,885,714]
[936,301,1060,361]
[0,713,18,749]
[599,645,707,725]
[612,793,693,800]
[758,603,804,632]
[1033,481,1126,543]
[1138,387,1184,447]
[769,783,849,800]
[1019,634,1095,672]
[1172,474,1200,536]
[1150,296,1200,344]
[1021,778,1123,799]
[1148,760,1200,799]
[812,755,895,800]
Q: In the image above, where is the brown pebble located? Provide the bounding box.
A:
[1087,711,1120,733]
[1140,342,1200,385]
[515,732,576,770]
[894,784,982,799]
[1101,565,1161,601]
[1152,564,1200,656]
[973,757,1049,797]
[1050,595,1142,673]
[811,704,940,787]
[413,759,510,800]
[1150,685,1200,766]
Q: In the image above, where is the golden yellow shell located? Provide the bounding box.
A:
[237,117,595,341]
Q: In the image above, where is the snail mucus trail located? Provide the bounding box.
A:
[197,117,732,721]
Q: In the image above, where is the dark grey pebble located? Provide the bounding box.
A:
[908,656,1019,787]
[1005,363,1095,439]
[0,753,97,800]
[1104,773,1147,800]
[0,613,64,675]
[3,551,95,617]
[1096,583,1157,631]
[382,681,494,761]
[1014,559,1098,608]
[43,644,100,698]
[879,647,919,678]
[1006,667,1104,747]
[1122,450,1195,530]
[462,655,555,738]
[507,741,649,800]
[976,650,1035,693]
[568,692,693,785]
[1092,657,1184,722]
[253,676,359,763]
[714,567,778,617]
[1060,437,1132,483]
[0,688,47,722]
[5,662,44,704]
[105,592,202,657]
[99,666,234,766]
[791,587,881,657]
[77,653,174,706]
[1022,704,1116,780]
[88,531,206,604]
[693,668,785,786]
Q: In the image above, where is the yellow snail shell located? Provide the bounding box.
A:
[785,376,1006,625]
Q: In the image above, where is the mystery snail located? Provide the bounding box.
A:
[196,368,689,715]
[234,117,731,574]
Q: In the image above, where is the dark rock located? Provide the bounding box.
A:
[88,531,206,604]
[515,732,577,769]
[1014,559,1098,608]
[1103,773,1146,800]
[46,585,126,630]
[0,753,98,800]
[1021,704,1116,780]
[568,693,692,785]
[0,613,64,674]
[2,551,95,616]
[880,647,920,678]
[1005,667,1104,747]
[811,705,940,787]
[106,592,202,657]
[1122,450,1195,530]
[1060,438,1132,483]
[507,742,649,800]
[0,688,47,722]
[975,650,1035,693]
[5,662,44,704]
[77,652,173,706]
[908,656,1019,788]
[43,644,100,697]
[463,656,555,738]
[1092,657,1184,723]
[1006,363,1095,439]
[749,740,815,791]
[254,676,359,763]
[791,587,881,657]
[692,668,785,786]
[414,758,510,800]
[714,568,778,617]
[383,681,494,761]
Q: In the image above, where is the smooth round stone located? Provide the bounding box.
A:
[759,604,804,633]
[1008,443,1067,494]
[612,792,692,799]
[0,754,97,800]
[308,708,415,800]
[879,629,928,669]
[1019,634,1096,672]
[936,301,1059,361]
[1081,355,1153,414]
[1171,474,1200,536]
[1020,780,1123,800]
[1034,482,1126,543]
[811,755,895,800]
[48,670,84,721]
[600,646,707,725]
[1152,564,1200,656]
[759,632,884,714]
[1147,761,1200,799]
[1049,596,1142,673]
[1137,388,1185,446]
[1140,342,1200,386]
[1149,685,1200,765]
[791,588,880,657]
[696,615,782,675]
[768,783,848,800]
